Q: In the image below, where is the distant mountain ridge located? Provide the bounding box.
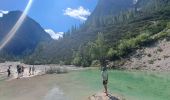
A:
[0,11,51,56]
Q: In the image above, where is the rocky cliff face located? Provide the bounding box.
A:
[122,30,170,71]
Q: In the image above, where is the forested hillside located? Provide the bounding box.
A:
[23,0,170,66]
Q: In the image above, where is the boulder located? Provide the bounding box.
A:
[88,92,125,100]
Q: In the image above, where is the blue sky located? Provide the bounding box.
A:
[0,0,98,33]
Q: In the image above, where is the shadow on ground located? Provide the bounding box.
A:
[108,94,119,100]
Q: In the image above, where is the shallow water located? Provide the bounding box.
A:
[44,87,66,100]
[56,69,170,100]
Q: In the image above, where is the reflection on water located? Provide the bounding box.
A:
[44,87,67,100]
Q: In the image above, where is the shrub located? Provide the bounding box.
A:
[45,67,68,74]
[148,21,167,34]
[157,47,163,52]
[81,59,91,67]
[148,60,154,64]
[90,60,100,67]
[152,31,169,40]
[59,61,65,65]
[71,55,82,66]
[167,22,170,29]
[107,48,118,57]
[147,54,152,57]
[116,33,150,57]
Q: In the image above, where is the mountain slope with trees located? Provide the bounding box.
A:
[25,0,136,64]
[26,0,170,65]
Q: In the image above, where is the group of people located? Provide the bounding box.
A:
[16,64,25,79]
[29,65,35,76]
[6,64,35,79]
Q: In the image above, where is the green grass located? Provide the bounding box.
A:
[73,69,170,100]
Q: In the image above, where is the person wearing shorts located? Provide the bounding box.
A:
[101,59,108,96]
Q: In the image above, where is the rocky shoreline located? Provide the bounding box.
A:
[89,92,125,100]
[0,61,84,81]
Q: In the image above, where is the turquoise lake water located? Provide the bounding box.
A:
[66,69,170,100]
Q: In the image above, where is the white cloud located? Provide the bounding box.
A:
[0,13,3,17]
[133,0,138,4]
[63,6,91,21]
[0,10,9,17]
[45,29,64,40]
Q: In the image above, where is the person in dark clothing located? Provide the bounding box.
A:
[32,65,35,75]
[17,65,21,79]
[29,66,32,76]
[17,65,19,75]
[7,65,11,77]
[21,65,24,77]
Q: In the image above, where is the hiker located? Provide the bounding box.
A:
[32,65,35,75]
[17,65,21,79]
[100,59,108,96]
[7,65,11,77]
[29,66,32,76]
[21,65,24,77]
[17,65,20,78]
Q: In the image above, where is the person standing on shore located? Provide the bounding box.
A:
[32,65,35,75]
[101,59,108,96]
[21,65,24,77]
[7,65,11,77]
[17,65,21,79]
[29,66,32,76]
[16,65,19,79]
